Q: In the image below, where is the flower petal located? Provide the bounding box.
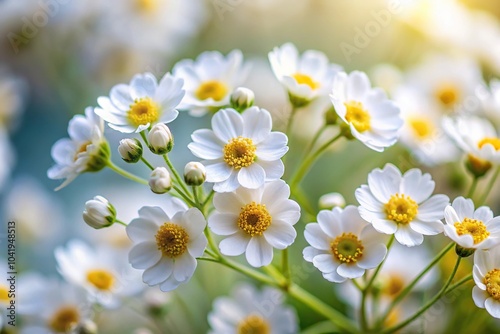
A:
[212,109,244,142]
[263,221,297,249]
[129,242,162,270]
[394,226,424,247]
[142,257,173,285]
[238,164,266,189]
[219,233,250,256]
[245,237,273,267]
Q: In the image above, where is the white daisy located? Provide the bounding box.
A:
[208,283,298,334]
[126,197,207,291]
[443,116,500,166]
[330,71,403,152]
[96,72,184,133]
[55,240,143,309]
[355,163,449,247]
[473,246,500,318]
[188,107,288,192]
[208,180,300,267]
[444,197,500,251]
[0,67,26,131]
[47,107,108,190]
[303,205,388,283]
[268,42,342,106]
[173,50,247,116]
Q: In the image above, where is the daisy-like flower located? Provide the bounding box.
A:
[268,42,342,107]
[303,205,388,283]
[330,71,403,152]
[208,283,298,334]
[355,163,449,247]
[173,50,247,116]
[48,107,109,190]
[208,180,300,267]
[126,197,207,291]
[55,240,143,308]
[95,72,184,133]
[473,246,500,318]
[444,197,500,254]
[188,107,288,192]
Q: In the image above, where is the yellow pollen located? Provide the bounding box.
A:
[385,194,418,225]
[86,269,115,291]
[48,306,80,333]
[238,202,272,236]
[330,232,364,263]
[384,275,405,297]
[478,137,500,151]
[344,101,371,132]
[485,269,500,300]
[237,314,270,334]
[74,141,91,161]
[127,97,160,127]
[409,117,434,139]
[0,285,9,302]
[292,73,319,90]
[223,137,257,169]
[435,84,459,107]
[454,218,489,244]
[136,0,159,12]
[195,80,228,101]
[155,223,189,258]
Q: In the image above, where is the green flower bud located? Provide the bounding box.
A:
[118,138,143,163]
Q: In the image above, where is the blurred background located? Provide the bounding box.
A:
[2,0,500,332]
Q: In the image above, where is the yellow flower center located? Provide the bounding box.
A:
[478,137,500,151]
[223,137,257,169]
[0,284,9,303]
[454,218,490,244]
[86,269,115,291]
[238,202,272,236]
[292,73,319,90]
[195,80,228,101]
[48,306,80,333]
[485,269,500,300]
[74,141,91,161]
[385,194,418,225]
[383,274,405,297]
[331,232,364,263]
[237,314,270,334]
[155,223,189,258]
[435,84,459,107]
[344,101,371,132]
[409,117,434,139]
[127,97,160,127]
[136,0,159,12]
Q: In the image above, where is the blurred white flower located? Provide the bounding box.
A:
[0,68,26,131]
[188,107,288,192]
[173,50,247,116]
[355,163,449,247]
[0,130,15,191]
[318,192,346,210]
[473,247,500,318]
[208,283,298,334]
[96,72,184,133]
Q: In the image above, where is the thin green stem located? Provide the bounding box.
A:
[286,106,298,137]
[140,131,149,147]
[192,186,202,208]
[351,279,363,292]
[282,249,291,288]
[106,161,148,185]
[163,154,191,197]
[202,189,215,208]
[478,166,500,205]
[446,274,473,294]
[172,186,197,207]
[305,125,328,154]
[140,157,155,170]
[381,257,462,334]
[115,219,127,227]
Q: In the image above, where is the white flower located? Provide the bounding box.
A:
[208,283,298,334]
[0,67,26,131]
[149,167,172,194]
[47,107,108,190]
[55,240,143,308]
[118,138,143,163]
[126,197,207,291]
[83,196,116,229]
[330,71,403,152]
[444,197,500,250]
[230,87,255,111]
[173,50,247,116]
[269,42,342,106]
[355,163,449,247]
[443,116,500,165]
[184,161,206,186]
[318,192,346,210]
[473,247,500,318]
[96,72,184,133]
[147,122,174,154]
[188,107,288,192]
[303,205,388,283]
[208,180,300,267]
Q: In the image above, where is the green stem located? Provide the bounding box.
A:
[478,166,500,205]
[291,186,316,219]
[202,189,215,208]
[106,161,148,185]
[192,186,202,208]
[446,274,473,294]
[140,157,155,170]
[140,131,149,147]
[163,154,191,197]
[286,106,298,136]
[115,219,127,227]
[304,125,328,155]
[381,257,462,334]
[172,186,197,207]
[282,249,291,288]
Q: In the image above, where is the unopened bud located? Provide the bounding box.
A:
[230,87,255,112]
[148,123,173,155]
[77,320,98,334]
[465,154,491,178]
[149,167,172,194]
[83,196,116,229]
[324,105,338,125]
[319,192,346,210]
[118,138,143,163]
[184,162,206,186]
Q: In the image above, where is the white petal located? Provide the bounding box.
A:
[212,192,244,213]
[159,275,182,292]
[304,223,331,250]
[472,286,488,308]
[173,253,197,281]
[485,298,500,318]
[322,270,347,283]
[355,185,383,212]
[444,206,461,226]
[188,130,224,160]
[417,195,449,221]
[212,109,244,142]
[303,246,322,262]
[256,132,288,161]
[263,221,296,249]
[205,161,233,183]
[219,233,250,256]
[400,169,435,203]
[126,218,158,243]
[242,107,272,144]
[238,164,266,189]
[213,172,240,193]
[209,213,238,236]
[143,257,173,285]
[452,197,475,221]
[245,237,273,267]
[130,73,158,99]
[138,206,169,224]
[110,84,133,110]
[312,253,337,274]
[347,71,371,101]
[129,242,162,270]
[372,219,398,234]
[357,243,386,269]
[474,206,494,223]
[337,263,365,279]
[367,164,401,203]
[260,159,285,180]
[317,210,343,238]
[189,234,208,258]
[410,219,444,235]
[394,226,424,247]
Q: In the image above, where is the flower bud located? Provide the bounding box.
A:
[149,167,172,194]
[118,138,143,163]
[319,192,346,210]
[77,320,98,334]
[184,162,206,186]
[324,105,338,125]
[465,154,491,178]
[230,87,255,112]
[148,123,173,155]
[83,196,116,229]
[455,244,475,258]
